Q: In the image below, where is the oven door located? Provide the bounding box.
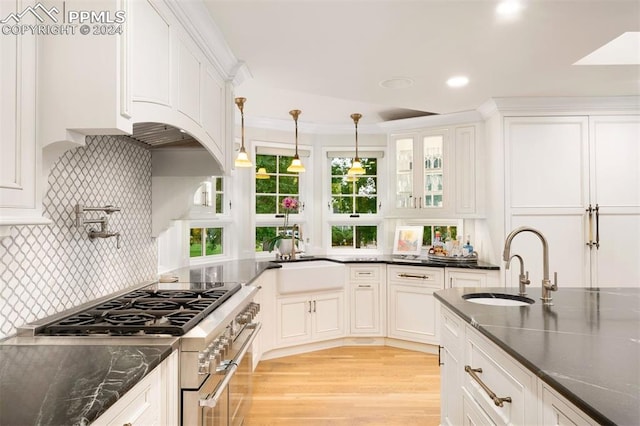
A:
[184,322,261,426]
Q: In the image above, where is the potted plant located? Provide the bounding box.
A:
[264,197,301,255]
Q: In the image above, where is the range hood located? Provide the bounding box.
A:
[129,122,202,149]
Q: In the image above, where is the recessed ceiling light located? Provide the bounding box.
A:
[379,77,414,89]
[447,76,469,88]
[496,1,522,18]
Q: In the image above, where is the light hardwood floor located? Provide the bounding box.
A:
[245,346,441,426]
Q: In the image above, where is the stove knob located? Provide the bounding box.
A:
[198,354,209,375]
[237,313,250,325]
[220,337,231,354]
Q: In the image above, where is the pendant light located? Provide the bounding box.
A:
[234,97,252,168]
[347,113,365,176]
[287,109,305,173]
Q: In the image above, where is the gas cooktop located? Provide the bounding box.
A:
[37,282,242,336]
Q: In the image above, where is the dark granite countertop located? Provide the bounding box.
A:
[167,255,498,284]
[0,344,174,426]
[434,287,640,426]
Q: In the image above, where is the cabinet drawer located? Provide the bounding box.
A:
[463,327,536,425]
[388,266,444,288]
[350,266,381,281]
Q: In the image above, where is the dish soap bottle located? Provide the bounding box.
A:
[463,235,474,257]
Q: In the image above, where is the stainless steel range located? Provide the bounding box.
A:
[22,280,261,426]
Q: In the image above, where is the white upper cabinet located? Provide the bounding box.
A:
[0,1,51,236]
[38,0,235,165]
[388,115,483,218]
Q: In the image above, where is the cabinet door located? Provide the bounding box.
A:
[0,1,38,219]
[276,295,312,345]
[350,282,381,335]
[505,116,590,288]
[313,291,345,341]
[440,308,464,426]
[388,283,439,344]
[589,116,640,287]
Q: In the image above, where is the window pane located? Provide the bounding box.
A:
[278,175,299,195]
[215,177,223,192]
[256,227,277,252]
[216,193,223,214]
[189,228,203,257]
[205,228,223,255]
[331,226,353,247]
[331,158,351,175]
[361,158,377,175]
[355,226,377,248]
[332,196,353,214]
[256,195,277,214]
[278,155,295,172]
[331,177,353,195]
[356,177,377,195]
[256,177,276,193]
[355,196,377,214]
[256,154,277,172]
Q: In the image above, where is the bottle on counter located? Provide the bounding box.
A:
[463,235,474,257]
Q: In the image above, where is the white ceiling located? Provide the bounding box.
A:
[203,0,640,127]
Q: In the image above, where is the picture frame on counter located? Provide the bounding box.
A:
[392,226,423,256]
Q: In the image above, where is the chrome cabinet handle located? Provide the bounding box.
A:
[358,284,372,288]
[308,301,312,313]
[464,365,512,407]
[398,273,430,280]
[313,300,316,313]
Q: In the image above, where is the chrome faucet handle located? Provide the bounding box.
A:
[523,271,530,286]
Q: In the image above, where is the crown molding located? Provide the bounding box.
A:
[163,0,249,84]
[487,96,640,115]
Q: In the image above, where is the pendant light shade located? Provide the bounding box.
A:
[256,167,270,179]
[234,97,253,168]
[287,109,306,173]
[347,113,365,176]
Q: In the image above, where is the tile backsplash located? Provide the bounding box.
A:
[0,135,157,338]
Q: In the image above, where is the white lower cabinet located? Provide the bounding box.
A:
[349,265,386,336]
[440,305,598,425]
[276,291,345,347]
[387,265,444,344]
[446,268,501,288]
[93,350,178,426]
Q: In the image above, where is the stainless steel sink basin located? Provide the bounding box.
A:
[462,292,535,306]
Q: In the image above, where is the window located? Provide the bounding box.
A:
[331,225,377,249]
[190,227,224,257]
[330,157,378,215]
[326,151,384,252]
[254,148,307,254]
[419,221,461,247]
[193,177,224,214]
[255,154,299,215]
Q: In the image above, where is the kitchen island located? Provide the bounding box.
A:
[0,342,176,425]
[434,287,640,425]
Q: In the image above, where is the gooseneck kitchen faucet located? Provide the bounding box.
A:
[506,254,530,296]
[503,226,558,305]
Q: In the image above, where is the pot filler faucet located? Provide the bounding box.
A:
[75,204,121,249]
[503,226,558,305]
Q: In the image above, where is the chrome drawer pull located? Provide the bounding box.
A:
[464,365,512,407]
[398,273,430,280]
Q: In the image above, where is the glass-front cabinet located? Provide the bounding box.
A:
[394,130,448,212]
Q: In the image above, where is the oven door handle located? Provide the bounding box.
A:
[199,322,262,408]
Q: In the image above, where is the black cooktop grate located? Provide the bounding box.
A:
[38,283,241,336]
